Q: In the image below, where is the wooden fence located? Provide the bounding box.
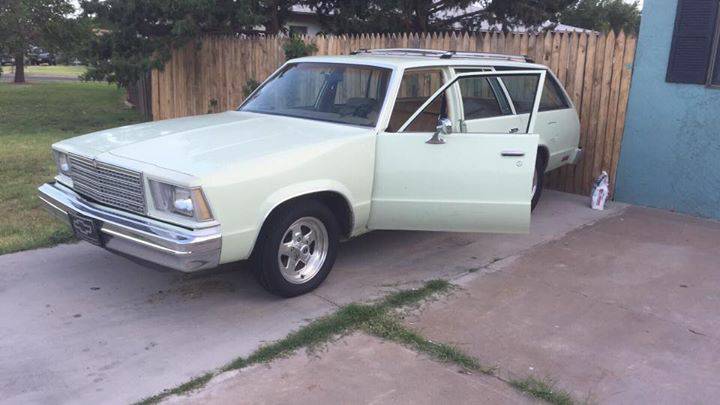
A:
[150,32,636,195]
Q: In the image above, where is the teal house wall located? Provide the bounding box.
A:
[615,0,720,219]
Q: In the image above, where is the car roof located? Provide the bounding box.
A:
[290,50,548,71]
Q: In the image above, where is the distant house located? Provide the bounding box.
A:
[279,5,593,36]
[616,0,720,219]
[285,6,324,36]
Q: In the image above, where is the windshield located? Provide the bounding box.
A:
[239,63,392,127]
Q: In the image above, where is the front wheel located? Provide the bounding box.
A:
[531,157,545,212]
[252,200,339,297]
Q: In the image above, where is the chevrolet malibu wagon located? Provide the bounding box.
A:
[39,48,582,297]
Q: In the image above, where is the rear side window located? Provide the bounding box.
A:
[457,76,513,120]
[494,67,571,113]
[539,76,571,111]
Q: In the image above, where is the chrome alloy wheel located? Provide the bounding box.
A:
[277,217,329,284]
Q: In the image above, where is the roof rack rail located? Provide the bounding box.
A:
[350,48,534,63]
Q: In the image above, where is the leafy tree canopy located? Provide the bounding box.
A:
[80,0,267,86]
[559,0,641,33]
[307,0,576,34]
[81,0,584,86]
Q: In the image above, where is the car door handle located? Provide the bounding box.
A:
[501,150,525,157]
[509,127,519,133]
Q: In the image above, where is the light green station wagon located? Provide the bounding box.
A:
[39,48,582,297]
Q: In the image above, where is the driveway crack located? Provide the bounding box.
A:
[311,292,341,308]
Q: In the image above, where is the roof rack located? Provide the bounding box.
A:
[349,48,534,63]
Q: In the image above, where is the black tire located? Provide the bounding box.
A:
[531,155,545,212]
[251,199,340,297]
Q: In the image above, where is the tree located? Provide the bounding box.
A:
[306,0,576,34]
[0,0,77,83]
[258,0,299,35]
[559,0,641,33]
[80,0,274,87]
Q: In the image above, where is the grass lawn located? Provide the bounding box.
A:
[1,65,87,78]
[0,82,143,255]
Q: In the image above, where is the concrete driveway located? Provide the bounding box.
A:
[0,191,621,404]
[172,203,720,405]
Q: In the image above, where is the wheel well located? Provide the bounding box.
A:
[263,192,354,239]
[537,146,550,171]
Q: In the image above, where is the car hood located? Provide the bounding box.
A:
[57,111,373,177]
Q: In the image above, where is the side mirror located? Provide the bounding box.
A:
[427,117,452,145]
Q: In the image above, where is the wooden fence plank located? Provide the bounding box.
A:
[602,32,627,188]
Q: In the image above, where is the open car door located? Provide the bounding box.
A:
[368,70,545,233]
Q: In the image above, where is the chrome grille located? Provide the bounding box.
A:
[68,155,146,215]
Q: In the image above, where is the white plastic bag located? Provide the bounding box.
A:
[591,171,610,210]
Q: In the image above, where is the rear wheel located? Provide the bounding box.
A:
[252,200,339,297]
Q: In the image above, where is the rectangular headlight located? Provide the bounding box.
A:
[148,180,213,222]
[53,150,72,176]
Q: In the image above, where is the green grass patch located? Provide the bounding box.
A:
[135,280,453,405]
[510,377,575,405]
[364,315,493,373]
[222,303,384,371]
[0,82,143,255]
[2,65,87,78]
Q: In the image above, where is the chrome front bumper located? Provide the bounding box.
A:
[38,182,221,272]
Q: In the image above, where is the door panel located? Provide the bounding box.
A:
[368,71,545,234]
[368,132,538,233]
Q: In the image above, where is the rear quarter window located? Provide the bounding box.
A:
[494,67,571,113]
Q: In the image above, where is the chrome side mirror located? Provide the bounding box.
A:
[426,117,452,145]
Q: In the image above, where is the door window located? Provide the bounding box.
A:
[457,76,513,120]
[387,69,446,132]
[499,73,569,113]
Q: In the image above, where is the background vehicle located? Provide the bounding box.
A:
[39,49,582,297]
[28,47,56,65]
[0,54,15,66]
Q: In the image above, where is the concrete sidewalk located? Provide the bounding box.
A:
[0,191,621,404]
[168,206,720,404]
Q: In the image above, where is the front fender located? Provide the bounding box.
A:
[211,180,357,263]
[257,180,355,233]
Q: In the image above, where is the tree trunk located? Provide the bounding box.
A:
[13,51,25,83]
[265,1,281,35]
[414,5,428,32]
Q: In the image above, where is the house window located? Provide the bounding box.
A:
[666,0,720,87]
[289,25,308,36]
